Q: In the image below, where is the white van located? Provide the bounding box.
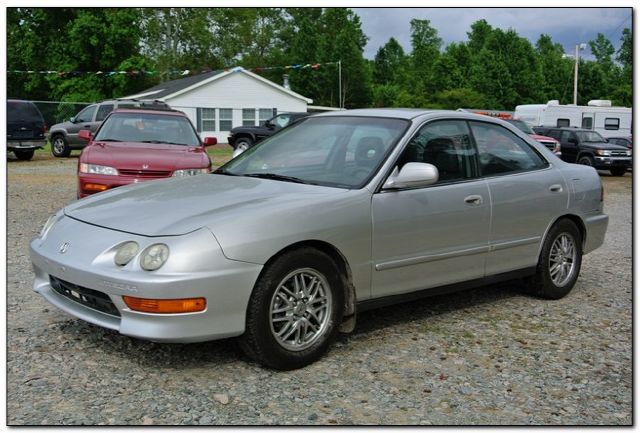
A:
[514,100,631,139]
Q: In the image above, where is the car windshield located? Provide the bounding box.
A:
[506,120,534,134]
[218,116,410,189]
[576,131,605,143]
[94,112,200,146]
[8,101,43,122]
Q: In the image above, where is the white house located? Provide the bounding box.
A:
[124,67,313,143]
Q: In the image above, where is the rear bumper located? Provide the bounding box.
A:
[583,213,608,254]
[8,140,45,150]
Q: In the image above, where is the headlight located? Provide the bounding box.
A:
[172,168,210,177]
[140,244,170,271]
[596,149,612,156]
[39,214,58,238]
[79,163,118,175]
[114,241,139,267]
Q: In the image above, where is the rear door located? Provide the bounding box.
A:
[469,121,568,275]
[559,130,579,162]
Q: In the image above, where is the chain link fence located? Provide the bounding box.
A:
[32,101,91,128]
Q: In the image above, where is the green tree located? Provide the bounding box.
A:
[535,34,574,103]
[373,37,408,86]
[409,19,442,96]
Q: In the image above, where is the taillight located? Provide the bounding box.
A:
[43,124,48,133]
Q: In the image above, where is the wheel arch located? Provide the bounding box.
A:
[234,133,255,144]
[540,214,587,255]
[257,239,356,321]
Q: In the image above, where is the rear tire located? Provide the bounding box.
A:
[52,135,71,157]
[523,219,583,300]
[239,247,344,370]
[14,149,35,160]
[610,167,627,176]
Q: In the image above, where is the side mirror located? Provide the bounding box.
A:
[382,162,439,190]
[70,116,76,123]
[265,120,274,129]
[78,129,92,141]
[203,137,217,147]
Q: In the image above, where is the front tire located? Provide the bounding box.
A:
[524,219,583,300]
[239,247,344,370]
[14,149,35,160]
[51,135,71,157]
[610,167,627,176]
[577,155,595,167]
[232,137,253,158]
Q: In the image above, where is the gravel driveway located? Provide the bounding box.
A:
[7,153,632,425]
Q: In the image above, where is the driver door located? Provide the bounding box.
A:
[371,119,491,298]
[68,104,97,144]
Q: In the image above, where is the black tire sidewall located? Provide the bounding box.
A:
[578,155,594,166]
[535,220,583,299]
[610,168,626,176]
[14,149,35,160]
[235,137,253,150]
[242,248,344,370]
[52,135,70,157]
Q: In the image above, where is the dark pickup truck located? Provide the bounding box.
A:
[534,126,631,176]
[227,112,311,156]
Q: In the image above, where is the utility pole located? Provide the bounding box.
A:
[338,60,342,109]
[573,43,586,105]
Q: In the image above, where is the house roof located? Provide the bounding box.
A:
[124,67,313,103]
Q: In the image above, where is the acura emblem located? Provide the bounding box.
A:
[142,164,149,169]
[58,242,70,254]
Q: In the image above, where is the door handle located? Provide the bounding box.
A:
[549,184,563,192]
[464,195,483,205]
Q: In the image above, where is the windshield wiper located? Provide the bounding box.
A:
[214,168,239,176]
[243,173,315,185]
[97,138,122,142]
[141,140,184,145]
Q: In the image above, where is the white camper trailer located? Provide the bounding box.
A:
[514,100,631,139]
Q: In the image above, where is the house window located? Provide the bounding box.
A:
[604,118,620,130]
[556,118,570,127]
[200,108,216,131]
[259,108,274,124]
[219,108,233,131]
[243,109,256,127]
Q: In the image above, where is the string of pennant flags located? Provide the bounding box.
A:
[8,62,340,77]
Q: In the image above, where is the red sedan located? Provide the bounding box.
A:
[77,108,216,198]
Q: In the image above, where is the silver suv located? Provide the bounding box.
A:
[47,99,169,157]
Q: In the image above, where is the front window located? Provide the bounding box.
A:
[218,116,410,188]
[575,131,605,143]
[94,113,200,146]
[506,119,535,135]
[75,105,97,123]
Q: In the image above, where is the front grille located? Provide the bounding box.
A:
[610,151,628,157]
[50,276,121,317]
[118,169,171,177]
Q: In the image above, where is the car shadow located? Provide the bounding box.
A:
[48,280,525,369]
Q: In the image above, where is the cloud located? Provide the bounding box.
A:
[354,8,631,59]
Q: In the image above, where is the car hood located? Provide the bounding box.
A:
[64,174,347,236]
[82,142,210,171]
[230,126,268,134]
[581,141,629,150]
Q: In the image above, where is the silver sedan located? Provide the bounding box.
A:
[30,109,608,370]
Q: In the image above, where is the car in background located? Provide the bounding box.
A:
[228,112,311,157]
[504,119,561,156]
[534,127,631,176]
[48,99,170,157]
[77,108,216,198]
[32,109,608,370]
[7,99,47,160]
[607,136,632,149]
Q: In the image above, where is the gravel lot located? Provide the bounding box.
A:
[7,152,632,425]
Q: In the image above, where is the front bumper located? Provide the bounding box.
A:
[30,216,262,343]
[593,156,632,169]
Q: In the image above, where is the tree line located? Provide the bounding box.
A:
[7,8,632,110]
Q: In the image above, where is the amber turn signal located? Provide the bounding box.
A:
[83,183,108,192]
[123,296,206,314]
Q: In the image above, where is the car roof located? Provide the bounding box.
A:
[110,108,186,116]
[310,108,519,124]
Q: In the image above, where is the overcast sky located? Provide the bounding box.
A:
[353,8,632,60]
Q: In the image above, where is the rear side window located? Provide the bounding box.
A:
[470,121,547,176]
[605,118,620,130]
[8,101,43,123]
[546,129,562,140]
[95,104,114,121]
[560,130,573,143]
[398,120,478,183]
[557,118,570,127]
